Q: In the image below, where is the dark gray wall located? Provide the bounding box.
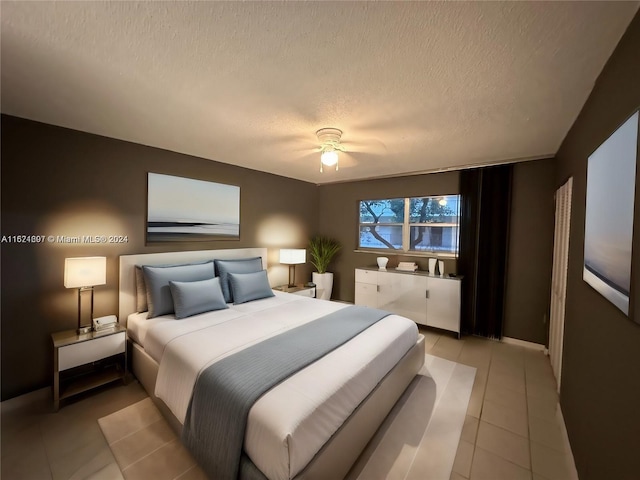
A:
[1,115,318,401]
[317,172,461,304]
[554,12,640,480]
[503,158,556,345]
[317,163,556,346]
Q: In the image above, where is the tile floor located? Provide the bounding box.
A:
[1,328,578,480]
[420,329,579,480]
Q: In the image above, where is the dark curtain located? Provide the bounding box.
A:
[458,165,512,338]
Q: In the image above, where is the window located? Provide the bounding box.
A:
[358,195,461,256]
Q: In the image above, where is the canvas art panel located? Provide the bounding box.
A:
[583,111,639,315]
[147,173,240,242]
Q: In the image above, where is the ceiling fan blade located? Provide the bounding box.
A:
[342,151,389,168]
[342,138,388,155]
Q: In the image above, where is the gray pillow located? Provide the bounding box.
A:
[214,257,263,303]
[169,277,228,319]
[142,261,215,318]
[134,266,148,313]
[229,270,275,305]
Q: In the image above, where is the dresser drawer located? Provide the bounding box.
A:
[356,282,378,295]
[58,332,126,371]
[355,269,378,285]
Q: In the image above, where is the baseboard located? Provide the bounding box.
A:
[556,404,580,480]
[501,336,546,351]
[0,386,50,414]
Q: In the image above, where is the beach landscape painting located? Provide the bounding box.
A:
[583,111,638,316]
[147,173,240,242]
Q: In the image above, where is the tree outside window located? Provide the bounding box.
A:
[359,195,460,255]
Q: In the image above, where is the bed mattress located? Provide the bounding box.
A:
[128,291,418,480]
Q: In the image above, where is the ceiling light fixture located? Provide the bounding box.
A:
[316,128,345,173]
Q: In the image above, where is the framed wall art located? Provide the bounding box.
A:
[147,173,240,242]
[583,111,638,315]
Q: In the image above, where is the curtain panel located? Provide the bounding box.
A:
[458,165,512,338]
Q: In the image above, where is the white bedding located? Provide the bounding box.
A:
[129,292,418,480]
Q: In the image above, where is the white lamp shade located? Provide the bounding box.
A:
[64,257,107,288]
[280,249,306,265]
[321,150,339,166]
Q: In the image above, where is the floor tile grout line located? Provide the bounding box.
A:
[122,436,179,473]
[105,415,166,447]
[402,346,454,480]
[470,341,536,478]
[462,336,488,480]
[524,357,538,479]
[473,445,535,476]
[172,463,199,480]
[460,339,478,480]
[38,419,56,480]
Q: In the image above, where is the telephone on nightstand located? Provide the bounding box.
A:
[93,315,118,331]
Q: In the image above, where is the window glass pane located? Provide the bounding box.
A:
[409,195,460,224]
[359,225,403,250]
[410,225,459,253]
[359,199,405,223]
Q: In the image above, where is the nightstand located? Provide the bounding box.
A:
[273,284,316,298]
[52,323,127,411]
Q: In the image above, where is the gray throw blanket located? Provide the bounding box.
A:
[181,305,391,480]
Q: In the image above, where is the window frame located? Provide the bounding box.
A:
[357,195,461,257]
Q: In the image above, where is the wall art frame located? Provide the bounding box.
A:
[146,172,240,243]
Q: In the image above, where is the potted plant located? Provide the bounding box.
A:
[308,235,341,300]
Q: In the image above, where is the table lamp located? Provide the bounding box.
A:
[64,257,106,334]
[280,249,306,288]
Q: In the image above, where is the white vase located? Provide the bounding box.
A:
[376,257,389,270]
[312,272,334,300]
[428,258,437,274]
[438,260,445,276]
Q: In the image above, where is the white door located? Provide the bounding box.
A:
[426,276,461,334]
[375,271,397,312]
[549,177,573,392]
[392,273,427,325]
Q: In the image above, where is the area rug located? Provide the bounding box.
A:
[98,354,475,480]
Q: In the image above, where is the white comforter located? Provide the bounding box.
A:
[133,292,418,480]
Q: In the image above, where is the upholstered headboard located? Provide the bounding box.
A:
[118,248,268,325]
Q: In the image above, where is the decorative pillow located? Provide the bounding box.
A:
[142,261,215,318]
[214,257,263,303]
[228,270,275,305]
[134,266,148,313]
[169,277,228,319]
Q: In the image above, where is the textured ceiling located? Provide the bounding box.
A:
[1,1,638,184]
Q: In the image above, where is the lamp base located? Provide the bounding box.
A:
[288,264,296,288]
[77,325,93,335]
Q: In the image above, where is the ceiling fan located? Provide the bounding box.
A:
[273,125,388,174]
[316,128,346,172]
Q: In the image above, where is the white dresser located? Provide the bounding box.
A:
[355,267,462,337]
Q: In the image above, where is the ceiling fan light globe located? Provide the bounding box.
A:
[321,150,339,166]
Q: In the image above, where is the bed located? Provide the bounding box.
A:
[119,248,425,480]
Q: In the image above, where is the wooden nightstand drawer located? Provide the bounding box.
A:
[59,332,125,371]
[273,284,316,298]
[52,324,128,411]
[293,286,315,298]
